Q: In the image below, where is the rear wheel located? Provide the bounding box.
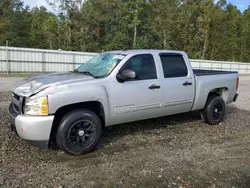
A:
[56,109,102,155]
[200,95,226,125]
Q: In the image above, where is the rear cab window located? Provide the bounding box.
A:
[159,53,188,78]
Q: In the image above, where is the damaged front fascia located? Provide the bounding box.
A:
[13,81,68,99]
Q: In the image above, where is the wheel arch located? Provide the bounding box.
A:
[49,101,105,145]
[206,87,228,106]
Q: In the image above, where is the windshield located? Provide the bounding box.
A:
[76,52,127,77]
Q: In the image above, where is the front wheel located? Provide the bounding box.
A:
[56,109,102,155]
[200,96,226,125]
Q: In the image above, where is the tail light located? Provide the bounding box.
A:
[236,77,239,91]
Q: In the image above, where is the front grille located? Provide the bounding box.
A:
[11,93,22,114]
[12,93,20,101]
[13,103,20,113]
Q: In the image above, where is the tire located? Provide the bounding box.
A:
[56,109,102,155]
[200,95,226,125]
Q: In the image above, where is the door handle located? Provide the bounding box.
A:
[183,81,192,86]
[149,84,161,90]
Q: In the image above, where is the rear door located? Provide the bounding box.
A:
[159,53,195,115]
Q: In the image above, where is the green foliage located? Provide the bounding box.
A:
[0,0,31,47]
[1,0,250,62]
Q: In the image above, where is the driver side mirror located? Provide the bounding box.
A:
[116,69,136,83]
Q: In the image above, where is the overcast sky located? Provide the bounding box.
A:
[215,0,250,12]
[23,0,52,11]
[23,0,250,12]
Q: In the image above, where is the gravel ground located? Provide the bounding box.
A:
[234,76,250,111]
[0,77,250,188]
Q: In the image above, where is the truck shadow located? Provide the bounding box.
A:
[55,105,240,162]
[100,105,238,147]
[57,111,203,162]
[100,111,200,146]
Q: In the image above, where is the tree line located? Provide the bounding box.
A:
[1,0,250,62]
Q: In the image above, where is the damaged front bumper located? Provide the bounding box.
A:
[8,102,54,149]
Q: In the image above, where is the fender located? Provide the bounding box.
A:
[48,82,110,125]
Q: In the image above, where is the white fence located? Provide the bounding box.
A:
[0,46,250,74]
[0,46,97,74]
[191,59,250,74]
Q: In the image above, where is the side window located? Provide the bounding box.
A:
[122,54,157,80]
[160,54,188,78]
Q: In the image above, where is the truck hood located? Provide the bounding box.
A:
[13,72,94,97]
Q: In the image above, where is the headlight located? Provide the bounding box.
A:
[24,96,49,115]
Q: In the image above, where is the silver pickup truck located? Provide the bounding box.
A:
[8,50,239,155]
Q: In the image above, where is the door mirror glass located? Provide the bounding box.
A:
[122,69,136,79]
[117,69,136,82]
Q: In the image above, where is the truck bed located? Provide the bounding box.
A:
[193,69,238,76]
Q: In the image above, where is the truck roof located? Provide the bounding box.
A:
[106,49,185,55]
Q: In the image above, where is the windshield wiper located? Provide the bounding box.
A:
[80,71,95,77]
[71,70,96,78]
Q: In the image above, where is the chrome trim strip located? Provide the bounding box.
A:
[115,99,193,114]
[115,103,163,114]
[164,99,193,107]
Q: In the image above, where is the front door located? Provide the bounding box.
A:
[108,54,163,125]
